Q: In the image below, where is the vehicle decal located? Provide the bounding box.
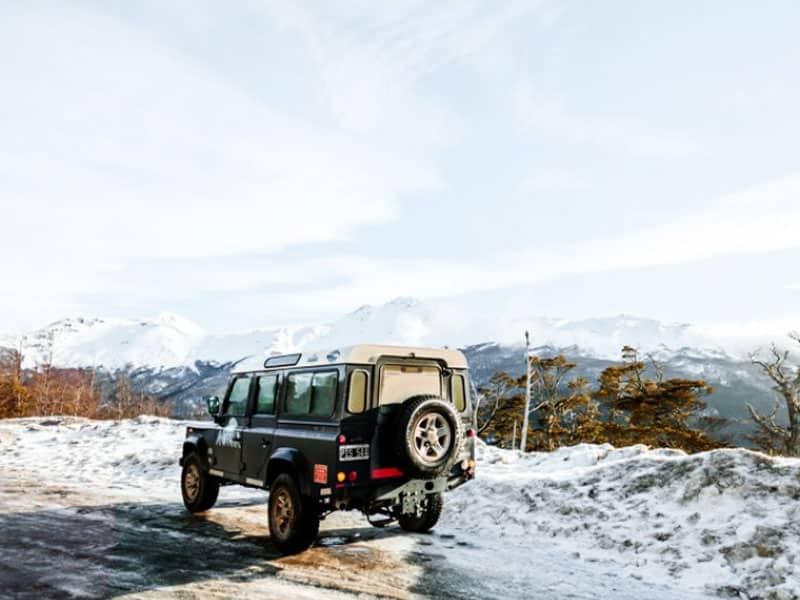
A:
[313,464,328,484]
[208,469,224,477]
[245,477,262,486]
[216,418,241,448]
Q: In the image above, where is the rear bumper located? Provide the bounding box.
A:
[331,470,472,510]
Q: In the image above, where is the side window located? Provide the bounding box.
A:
[311,372,337,417]
[347,370,368,414]
[225,376,251,417]
[285,371,338,417]
[255,374,278,414]
[286,373,312,415]
[452,374,466,412]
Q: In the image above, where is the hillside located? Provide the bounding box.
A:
[0,299,785,441]
[2,298,757,371]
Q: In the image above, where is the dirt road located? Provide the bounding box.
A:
[0,464,494,599]
[0,464,718,600]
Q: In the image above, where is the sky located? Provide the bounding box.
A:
[1,0,800,335]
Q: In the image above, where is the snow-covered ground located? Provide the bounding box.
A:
[444,443,800,599]
[1,417,798,599]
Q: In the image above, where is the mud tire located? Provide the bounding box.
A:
[398,492,443,533]
[268,473,320,554]
[181,453,220,513]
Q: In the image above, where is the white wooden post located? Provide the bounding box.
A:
[512,419,517,450]
[520,330,532,453]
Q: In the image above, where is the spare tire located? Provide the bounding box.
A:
[394,395,463,479]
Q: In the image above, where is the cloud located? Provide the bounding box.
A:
[513,84,699,157]
[509,174,800,278]
[517,168,589,194]
[2,2,797,335]
[8,170,800,332]
[0,9,444,258]
[0,9,441,261]
[268,1,542,139]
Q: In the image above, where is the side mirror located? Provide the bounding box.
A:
[206,395,220,416]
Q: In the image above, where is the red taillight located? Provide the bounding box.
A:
[348,471,357,482]
[337,434,347,444]
[466,428,475,438]
[371,467,405,479]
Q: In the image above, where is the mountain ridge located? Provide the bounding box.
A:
[0,298,785,444]
[0,298,753,371]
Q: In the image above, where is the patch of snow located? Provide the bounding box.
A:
[441,440,800,599]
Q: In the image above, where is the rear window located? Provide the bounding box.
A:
[452,374,466,412]
[285,371,338,417]
[347,370,368,414]
[379,364,441,406]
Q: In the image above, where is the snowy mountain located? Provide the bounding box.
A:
[1,297,760,371]
[0,298,785,440]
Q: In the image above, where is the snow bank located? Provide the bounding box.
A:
[2,418,799,598]
[0,416,261,504]
[0,416,187,498]
[441,441,800,599]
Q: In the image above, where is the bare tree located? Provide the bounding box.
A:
[475,372,519,434]
[749,334,800,456]
[529,355,593,451]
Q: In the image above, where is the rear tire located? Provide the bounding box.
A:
[181,453,220,513]
[398,492,443,533]
[268,473,320,554]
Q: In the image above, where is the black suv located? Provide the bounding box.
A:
[179,344,476,553]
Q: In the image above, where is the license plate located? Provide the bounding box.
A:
[339,444,370,462]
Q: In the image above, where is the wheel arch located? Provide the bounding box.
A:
[266,448,312,496]
[181,434,209,467]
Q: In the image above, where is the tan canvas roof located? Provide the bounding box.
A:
[232,344,468,373]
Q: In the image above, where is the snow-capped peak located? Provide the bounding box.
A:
[2,298,784,370]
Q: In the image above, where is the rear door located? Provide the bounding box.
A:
[213,374,252,477]
[371,360,443,478]
[241,372,280,486]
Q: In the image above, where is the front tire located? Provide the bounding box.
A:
[268,473,320,554]
[181,453,220,513]
[398,492,443,533]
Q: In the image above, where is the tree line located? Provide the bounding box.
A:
[0,348,168,419]
[478,336,800,457]
[3,330,800,457]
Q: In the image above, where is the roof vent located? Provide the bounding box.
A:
[327,350,341,362]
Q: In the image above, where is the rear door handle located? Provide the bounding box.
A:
[261,438,271,448]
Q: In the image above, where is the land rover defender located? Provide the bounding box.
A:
[179,344,476,553]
